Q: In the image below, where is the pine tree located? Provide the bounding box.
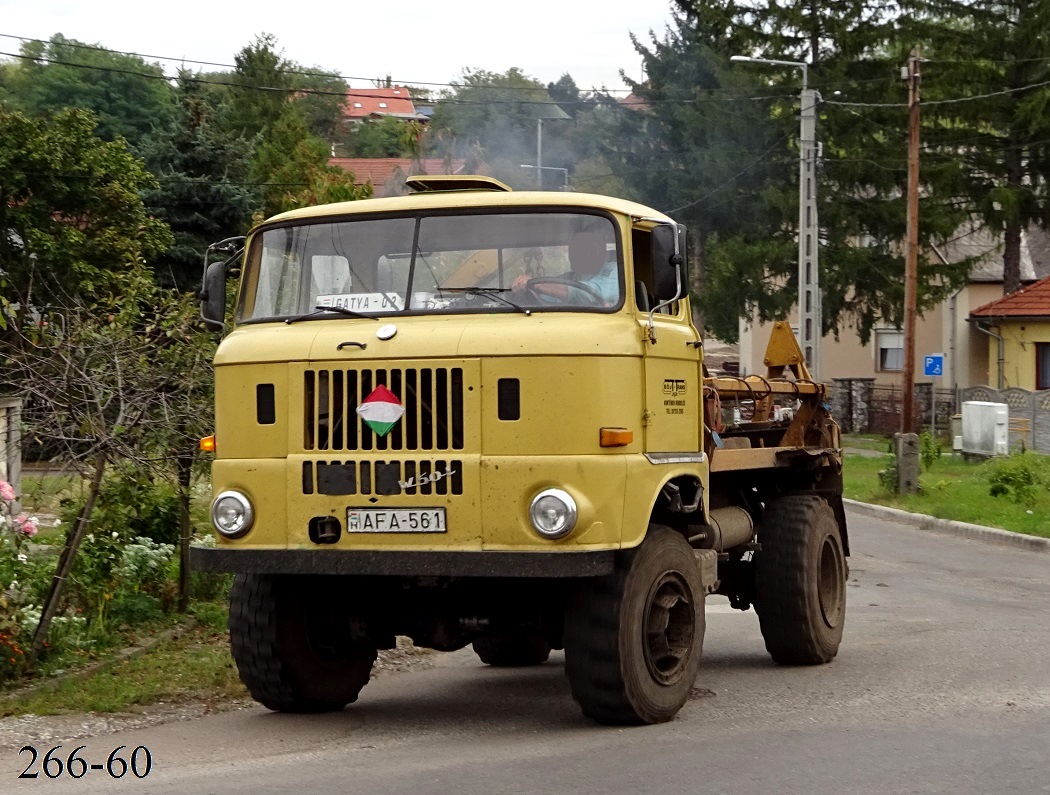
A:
[899,0,1050,295]
[140,75,258,292]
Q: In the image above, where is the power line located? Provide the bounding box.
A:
[0,49,800,108]
[825,76,1050,108]
[0,31,641,94]
[0,31,918,99]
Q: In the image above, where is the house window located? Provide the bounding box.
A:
[379,102,388,108]
[1037,343,1050,389]
[876,330,904,372]
[354,102,362,108]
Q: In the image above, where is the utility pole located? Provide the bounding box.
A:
[536,119,543,188]
[729,55,819,377]
[799,87,820,379]
[901,49,921,434]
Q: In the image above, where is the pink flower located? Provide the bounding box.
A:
[0,480,14,502]
[15,514,37,538]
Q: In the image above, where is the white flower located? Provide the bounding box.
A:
[86,533,95,542]
[17,553,27,563]
[112,532,119,539]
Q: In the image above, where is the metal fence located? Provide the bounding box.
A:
[868,384,956,436]
[830,378,1050,453]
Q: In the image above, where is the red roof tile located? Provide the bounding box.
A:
[342,87,418,119]
[971,274,1050,318]
[329,158,468,187]
[620,93,650,111]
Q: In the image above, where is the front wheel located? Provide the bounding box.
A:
[228,574,377,713]
[564,526,705,724]
[755,495,847,665]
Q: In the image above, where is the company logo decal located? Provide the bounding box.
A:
[663,378,688,415]
[663,379,687,397]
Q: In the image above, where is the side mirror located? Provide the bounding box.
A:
[200,261,227,331]
[199,237,245,331]
[651,224,686,301]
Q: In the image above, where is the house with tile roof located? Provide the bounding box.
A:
[342,87,425,123]
[970,273,1050,390]
[737,225,1050,391]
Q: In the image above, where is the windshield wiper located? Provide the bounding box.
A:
[284,305,380,324]
[438,287,531,316]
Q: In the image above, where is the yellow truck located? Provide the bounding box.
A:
[193,175,847,725]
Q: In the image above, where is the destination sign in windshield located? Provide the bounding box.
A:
[316,293,405,313]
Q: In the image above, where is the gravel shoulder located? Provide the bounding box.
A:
[0,637,435,751]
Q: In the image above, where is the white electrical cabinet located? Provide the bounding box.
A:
[961,401,1009,457]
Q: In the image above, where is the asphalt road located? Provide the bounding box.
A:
[6,511,1050,794]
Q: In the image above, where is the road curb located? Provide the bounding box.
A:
[844,499,1050,553]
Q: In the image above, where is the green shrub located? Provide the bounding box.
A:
[109,592,165,627]
[61,469,180,547]
[984,453,1048,506]
[190,601,229,633]
[878,454,898,491]
[919,429,942,471]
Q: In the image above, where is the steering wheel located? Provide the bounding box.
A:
[522,276,606,306]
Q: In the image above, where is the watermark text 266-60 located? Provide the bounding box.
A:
[18,745,152,779]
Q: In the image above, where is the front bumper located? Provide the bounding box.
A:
[191,546,614,578]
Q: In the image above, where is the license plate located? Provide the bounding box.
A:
[346,507,447,533]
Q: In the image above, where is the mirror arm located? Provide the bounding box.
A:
[646,224,684,344]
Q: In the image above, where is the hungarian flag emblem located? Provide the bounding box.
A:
[356,384,405,437]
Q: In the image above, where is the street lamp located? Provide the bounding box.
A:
[520,165,570,190]
[730,55,820,379]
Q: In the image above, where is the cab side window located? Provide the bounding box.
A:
[631,228,677,315]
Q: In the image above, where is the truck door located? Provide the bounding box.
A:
[632,225,702,453]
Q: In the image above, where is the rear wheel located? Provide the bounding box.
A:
[473,633,551,667]
[564,526,705,724]
[228,574,377,713]
[755,495,847,665]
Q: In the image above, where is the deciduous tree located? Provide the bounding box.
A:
[0,107,172,316]
[1,34,174,150]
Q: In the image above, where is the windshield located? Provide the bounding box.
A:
[237,211,622,322]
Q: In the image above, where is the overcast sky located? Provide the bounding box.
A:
[2,0,676,92]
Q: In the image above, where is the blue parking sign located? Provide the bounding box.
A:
[923,354,944,377]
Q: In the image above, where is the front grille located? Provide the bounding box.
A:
[304,459,464,496]
[305,367,464,452]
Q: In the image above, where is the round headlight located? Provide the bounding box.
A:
[529,488,578,539]
[211,490,254,538]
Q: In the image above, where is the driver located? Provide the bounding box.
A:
[511,231,619,305]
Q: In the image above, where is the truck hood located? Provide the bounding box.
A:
[214,313,644,365]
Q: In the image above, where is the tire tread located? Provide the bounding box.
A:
[755,495,845,665]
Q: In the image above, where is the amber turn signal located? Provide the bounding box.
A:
[600,427,634,447]
[199,435,216,453]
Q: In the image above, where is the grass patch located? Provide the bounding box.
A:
[841,433,893,453]
[0,610,245,717]
[844,452,1050,538]
[19,469,86,517]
